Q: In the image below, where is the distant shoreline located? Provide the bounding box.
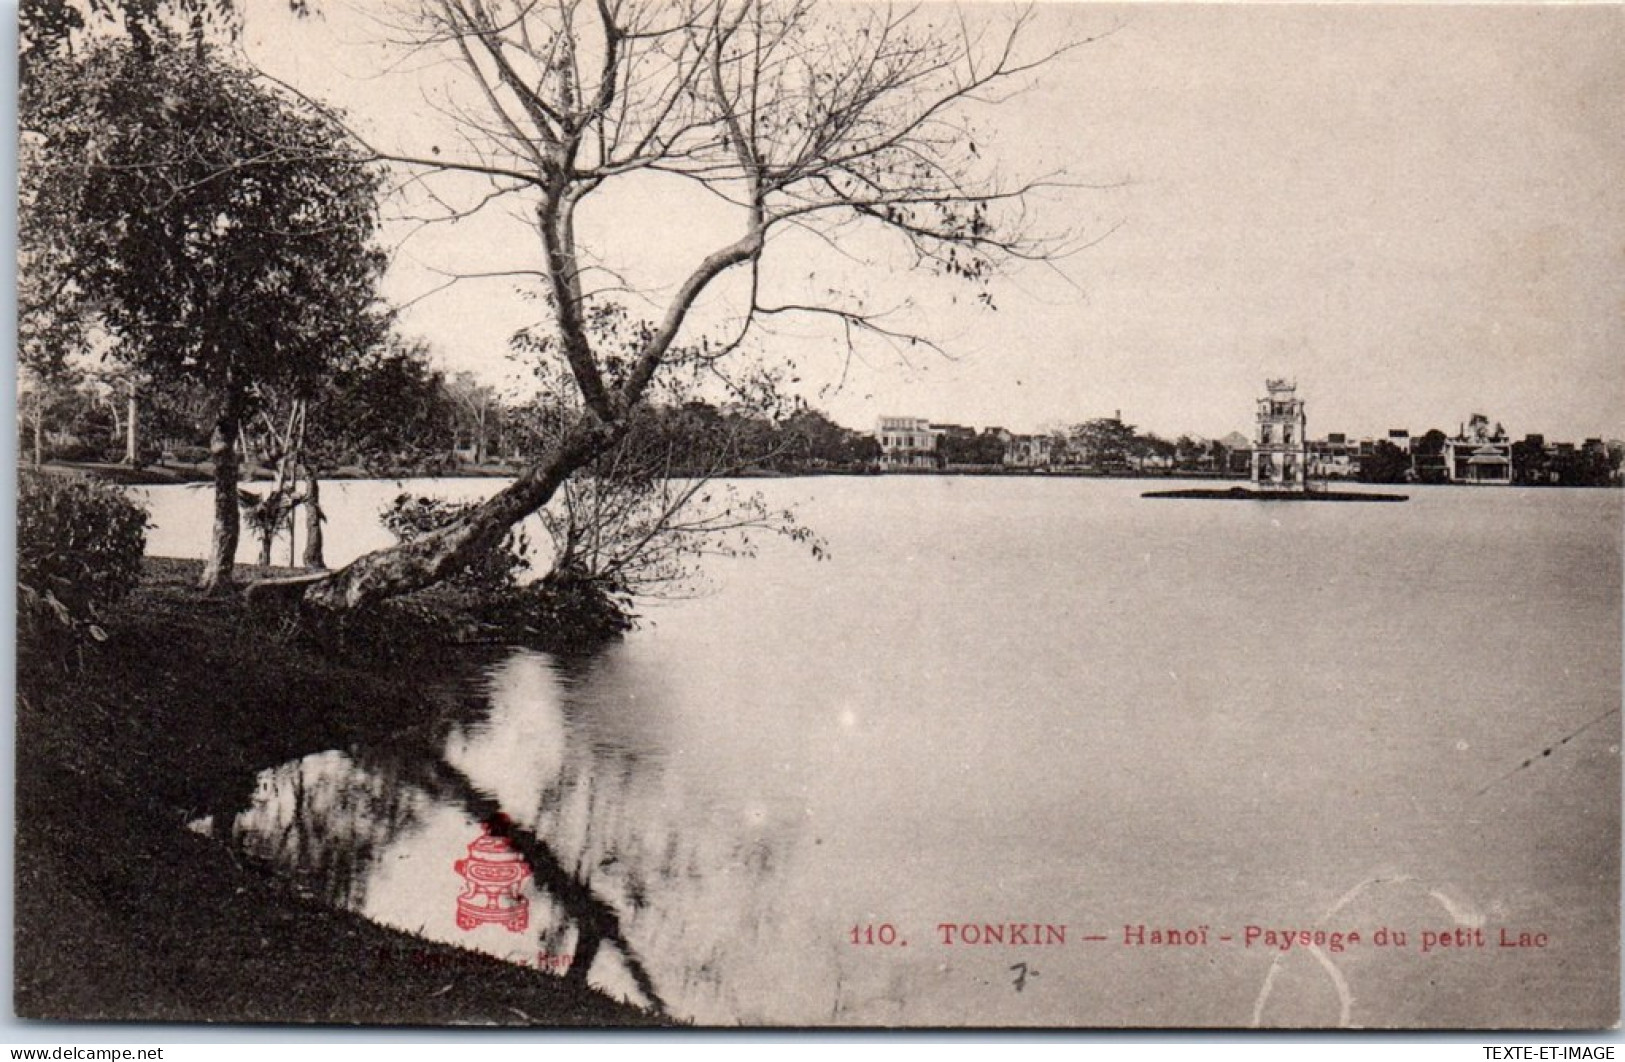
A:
[31,459,1620,490]
[26,459,521,486]
[31,459,1253,486]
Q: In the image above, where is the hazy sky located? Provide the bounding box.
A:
[242,1,1624,442]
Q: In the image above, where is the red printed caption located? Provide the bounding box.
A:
[847,921,1551,952]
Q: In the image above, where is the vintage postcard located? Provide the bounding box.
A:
[13,0,1622,1030]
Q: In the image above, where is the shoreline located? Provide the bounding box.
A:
[15,558,668,1026]
[33,460,1622,490]
[32,458,1250,485]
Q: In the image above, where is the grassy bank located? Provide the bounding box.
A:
[14,558,666,1026]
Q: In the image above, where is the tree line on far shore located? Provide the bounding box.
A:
[20,359,886,480]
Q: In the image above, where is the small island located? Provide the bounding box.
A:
[1142,485,1408,502]
[1145,380,1408,503]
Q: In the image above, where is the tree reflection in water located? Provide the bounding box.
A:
[213,748,429,911]
[382,747,669,1014]
[210,643,809,1022]
[484,648,823,1021]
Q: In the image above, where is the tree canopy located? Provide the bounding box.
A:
[22,34,390,589]
[23,38,387,398]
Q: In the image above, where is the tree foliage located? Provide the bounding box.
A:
[542,407,827,604]
[24,39,386,400]
[20,0,238,81]
[1068,417,1137,471]
[22,35,389,590]
[18,470,149,656]
[939,428,1007,467]
[1357,440,1411,484]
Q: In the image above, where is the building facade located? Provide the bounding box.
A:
[1252,379,1308,489]
[1308,432,1357,479]
[1217,431,1253,476]
[1444,415,1512,484]
[875,416,940,469]
[1003,433,1053,468]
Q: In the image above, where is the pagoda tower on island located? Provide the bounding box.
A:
[1252,379,1308,490]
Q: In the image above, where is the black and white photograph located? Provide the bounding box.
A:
[12,0,1623,1031]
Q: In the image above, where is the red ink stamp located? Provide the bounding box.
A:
[453,817,532,933]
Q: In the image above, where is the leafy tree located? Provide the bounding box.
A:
[939,429,1007,467]
[1133,432,1177,471]
[20,0,237,80]
[143,375,217,458]
[845,434,883,468]
[446,372,499,466]
[1069,417,1137,472]
[18,365,84,467]
[1358,440,1410,484]
[274,0,1072,610]
[781,409,879,469]
[21,38,387,592]
[1549,444,1616,488]
[1172,434,1201,472]
[1512,436,1551,486]
[1463,413,1507,443]
[1040,426,1074,467]
[319,340,461,475]
[1411,429,1450,484]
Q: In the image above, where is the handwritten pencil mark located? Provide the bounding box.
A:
[1476,707,1620,796]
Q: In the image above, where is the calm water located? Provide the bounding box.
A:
[146,478,1621,1026]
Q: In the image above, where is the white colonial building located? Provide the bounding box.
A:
[875,415,940,469]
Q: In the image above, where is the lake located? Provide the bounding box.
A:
[140,476,1622,1027]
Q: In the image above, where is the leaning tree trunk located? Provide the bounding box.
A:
[199,391,243,595]
[302,470,326,570]
[300,415,618,611]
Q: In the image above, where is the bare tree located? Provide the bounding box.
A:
[447,372,497,465]
[240,394,310,567]
[286,0,1077,610]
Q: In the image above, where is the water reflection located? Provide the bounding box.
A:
[211,643,809,1021]
[217,749,429,911]
[185,480,1621,1026]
